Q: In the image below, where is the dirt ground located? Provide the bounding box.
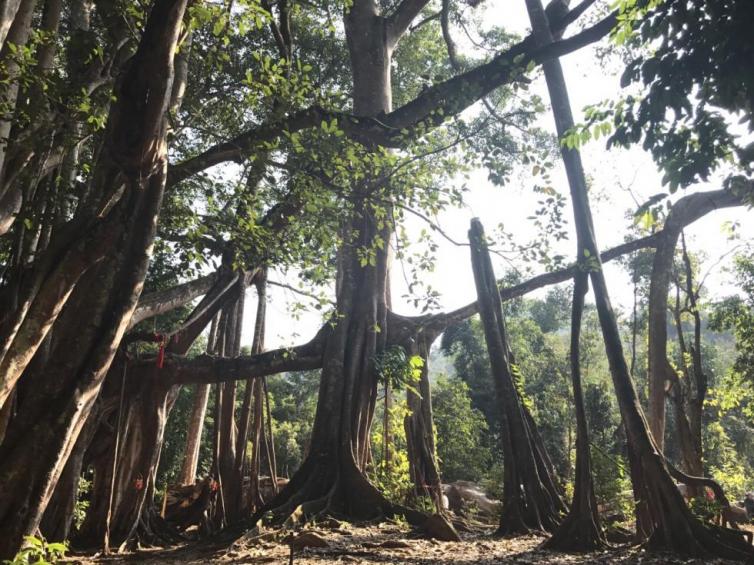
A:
[63,521,754,565]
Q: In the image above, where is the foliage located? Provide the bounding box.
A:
[566,0,754,193]
[72,476,92,533]
[433,376,492,483]
[710,253,754,388]
[689,495,722,524]
[268,371,320,477]
[441,291,576,479]
[703,420,750,501]
[4,537,67,565]
[374,346,424,392]
[370,398,414,504]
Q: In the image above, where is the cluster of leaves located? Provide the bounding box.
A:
[374,346,424,392]
[586,0,754,191]
[705,252,754,495]
[709,253,754,387]
[5,536,67,565]
[370,398,416,504]
[267,371,320,477]
[433,376,492,483]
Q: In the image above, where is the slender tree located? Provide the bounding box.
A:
[525,0,753,557]
[469,218,566,535]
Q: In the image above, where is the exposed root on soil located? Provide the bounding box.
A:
[242,457,460,543]
[640,469,754,561]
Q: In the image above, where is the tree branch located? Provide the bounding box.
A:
[130,272,221,327]
[416,232,658,336]
[386,0,432,48]
[414,187,745,338]
[167,7,613,186]
[150,327,327,385]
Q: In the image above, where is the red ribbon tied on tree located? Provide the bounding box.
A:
[154,333,166,369]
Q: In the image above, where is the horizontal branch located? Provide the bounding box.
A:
[143,327,327,385]
[409,187,746,338]
[415,232,658,337]
[167,8,614,185]
[386,0,432,47]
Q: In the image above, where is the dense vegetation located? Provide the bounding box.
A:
[0,0,752,562]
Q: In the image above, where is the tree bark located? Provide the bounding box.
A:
[0,0,22,51]
[0,0,189,556]
[646,192,741,449]
[243,277,268,511]
[81,272,249,549]
[404,337,442,508]
[469,218,566,535]
[178,384,211,486]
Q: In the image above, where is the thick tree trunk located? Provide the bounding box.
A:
[251,0,435,531]
[469,219,566,535]
[74,361,177,550]
[526,0,753,558]
[0,0,188,556]
[255,206,408,524]
[0,0,22,50]
[647,230,678,451]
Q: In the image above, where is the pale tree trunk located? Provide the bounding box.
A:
[0,0,35,235]
[647,228,676,451]
[178,384,211,486]
[0,0,22,50]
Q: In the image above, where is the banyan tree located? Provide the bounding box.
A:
[0,0,752,561]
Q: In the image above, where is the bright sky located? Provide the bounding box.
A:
[241,0,754,350]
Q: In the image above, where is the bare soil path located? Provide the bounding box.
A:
[63,522,754,565]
